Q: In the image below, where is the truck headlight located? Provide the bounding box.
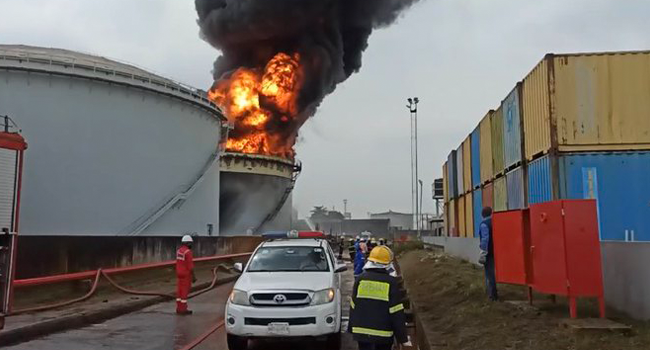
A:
[311,288,335,305]
[229,290,250,306]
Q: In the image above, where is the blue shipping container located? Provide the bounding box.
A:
[471,127,481,189]
[559,152,650,242]
[528,155,553,205]
[506,166,525,210]
[473,188,483,238]
[447,151,457,198]
[502,84,522,169]
[456,145,464,195]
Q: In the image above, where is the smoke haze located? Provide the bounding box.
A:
[195,0,420,133]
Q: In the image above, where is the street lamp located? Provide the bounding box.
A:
[406,97,420,234]
[418,179,423,237]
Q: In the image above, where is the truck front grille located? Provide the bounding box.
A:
[250,292,311,306]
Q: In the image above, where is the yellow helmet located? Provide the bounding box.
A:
[368,246,394,265]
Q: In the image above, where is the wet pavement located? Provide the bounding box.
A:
[7,263,358,350]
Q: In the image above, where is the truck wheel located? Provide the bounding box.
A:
[227,334,248,350]
[326,332,341,350]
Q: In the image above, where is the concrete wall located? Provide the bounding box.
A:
[0,70,221,236]
[601,242,650,320]
[423,236,481,264]
[425,237,650,320]
[15,235,262,279]
[370,212,413,230]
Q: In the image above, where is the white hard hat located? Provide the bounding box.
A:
[182,235,193,243]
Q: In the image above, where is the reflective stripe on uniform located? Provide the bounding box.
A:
[180,299,187,303]
[389,303,404,314]
[176,252,185,261]
[351,327,393,338]
[357,280,390,302]
[350,298,355,309]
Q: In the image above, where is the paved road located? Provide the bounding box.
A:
[7,264,357,350]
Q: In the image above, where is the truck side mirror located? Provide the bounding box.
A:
[234,263,243,273]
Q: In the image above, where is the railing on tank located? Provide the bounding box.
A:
[1,115,19,133]
[0,50,223,115]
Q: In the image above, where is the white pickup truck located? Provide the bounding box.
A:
[225,236,347,350]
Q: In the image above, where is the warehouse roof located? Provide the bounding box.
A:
[0,45,224,120]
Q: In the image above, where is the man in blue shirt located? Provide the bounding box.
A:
[478,206,498,301]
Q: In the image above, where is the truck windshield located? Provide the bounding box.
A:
[247,246,330,272]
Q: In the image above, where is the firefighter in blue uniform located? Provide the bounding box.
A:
[349,246,409,350]
[353,237,366,277]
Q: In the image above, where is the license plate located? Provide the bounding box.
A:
[268,323,290,335]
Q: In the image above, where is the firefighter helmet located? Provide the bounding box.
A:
[181,235,193,243]
[368,246,394,265]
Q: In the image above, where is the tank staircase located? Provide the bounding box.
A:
[253,159,302,234]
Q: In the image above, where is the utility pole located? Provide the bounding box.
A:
[406,97,420,234]
[419,179,423,237]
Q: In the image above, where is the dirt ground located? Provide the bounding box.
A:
[399,249,650,350]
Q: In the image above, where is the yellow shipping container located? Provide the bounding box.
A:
[448,199,457,236]
[443,203,448,236]
[462,136,472,193]
[479,110,493,184]
[493,177,508,212]
[443,161,449,203]
[458,195,466,237]
[465,191,473,238]
[491,106,505,176]
[523,51,650,160]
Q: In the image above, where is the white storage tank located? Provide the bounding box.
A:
[0,45,225,236]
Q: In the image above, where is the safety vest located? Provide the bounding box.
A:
[348,269,408,344]
[176,245,194,277]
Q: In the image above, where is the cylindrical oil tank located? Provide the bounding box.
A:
[0,45,225,236]
[219,152,298,236]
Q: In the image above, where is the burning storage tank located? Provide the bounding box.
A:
[193,1,420,236]
[0,45,225,236]
[219,152,300,236]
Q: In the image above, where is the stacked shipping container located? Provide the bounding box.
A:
[441,51,650,242]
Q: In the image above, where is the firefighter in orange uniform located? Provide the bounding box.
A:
[176,235,197,315]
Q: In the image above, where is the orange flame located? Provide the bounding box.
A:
[208,52,302,158]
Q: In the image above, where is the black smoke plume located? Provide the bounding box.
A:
[195,0,420,142]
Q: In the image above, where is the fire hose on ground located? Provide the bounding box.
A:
[10,253,250,316]
[179,320,226,350]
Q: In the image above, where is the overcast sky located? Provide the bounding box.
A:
[2,0,650,219]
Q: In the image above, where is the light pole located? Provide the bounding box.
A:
[418,179,423,237]
[407,97,420,233]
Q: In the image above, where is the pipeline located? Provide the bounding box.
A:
[10,270,103,315]
[14,252,251,288]
[10,254,250,315]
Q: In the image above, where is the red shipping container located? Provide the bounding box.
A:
[529,200,605,318]
[482,183,493,209]
[492,209,532,286]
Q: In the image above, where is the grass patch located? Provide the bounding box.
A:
[392,240,424,256]
[400,249,650,350]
